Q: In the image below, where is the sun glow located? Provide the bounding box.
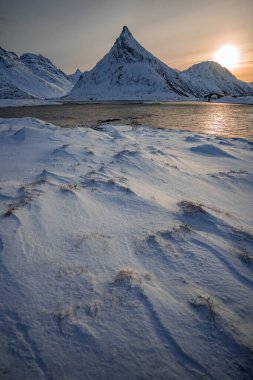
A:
[214,45,239,70]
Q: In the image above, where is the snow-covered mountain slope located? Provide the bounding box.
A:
[0,72,34,99]
[180,61,253,98]
[68,68,82,84]
[65,26,195,101]
[0,47,73,99]
[21,53,73,95]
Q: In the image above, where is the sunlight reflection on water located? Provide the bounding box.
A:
[200,103,253,139]
[203,110,227,136]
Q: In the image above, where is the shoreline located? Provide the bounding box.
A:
[0,96,253,109]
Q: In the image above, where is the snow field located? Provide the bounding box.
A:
[0,118,253,379]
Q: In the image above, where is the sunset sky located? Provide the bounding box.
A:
[1,0,252,82]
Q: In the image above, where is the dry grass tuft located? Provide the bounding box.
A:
[113,269,152,289]
[60,184,80,192]
[3,207,18,217]
[86,302,101,317]
[114,270,142,285]
[107,178,116,185]
[53,308,73,322]
[118,176,128,183]
[173,223,192,233]
[237,248,252,266]
[57,265,88,279]
[3,185,40,217]
[178,200,205,214]
[53,307,74,333]
[164,223,192,235]
[189,295,216,329]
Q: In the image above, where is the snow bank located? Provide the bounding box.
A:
[190,143,236,158]
[0,118,252,380]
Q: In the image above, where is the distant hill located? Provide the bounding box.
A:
[180,61,253,98]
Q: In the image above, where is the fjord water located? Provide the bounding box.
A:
[0,102,252,140]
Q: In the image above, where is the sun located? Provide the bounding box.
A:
[214,45,239,70]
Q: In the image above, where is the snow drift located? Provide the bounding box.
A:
[0,117,252,379]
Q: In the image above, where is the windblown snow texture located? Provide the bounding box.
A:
[0,117,253,380]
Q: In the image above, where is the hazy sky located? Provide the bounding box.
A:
[1,0,253,81]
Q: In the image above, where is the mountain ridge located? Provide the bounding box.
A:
[64,26,253,101]
[64,26,195,101]
[1,27,253,101]
[0,47,73,99]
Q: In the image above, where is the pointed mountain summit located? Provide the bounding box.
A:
[68,68,82,84]
[181,61,253,97]
[65,26,194,101]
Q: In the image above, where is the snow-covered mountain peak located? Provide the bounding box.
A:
[120,25,132,38]
[20,53,69,80]
[64,26,194,100]
[181,60,253,97]
[0,47,73,99]
[0,47,18,59]
[68,68,82,84]
[110,26,148,63]
[0,47,19,67]
[20,53,54,69]
[184,61,235,79]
